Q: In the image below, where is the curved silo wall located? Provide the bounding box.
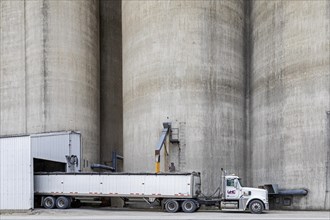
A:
[0,0,100,170]
[123,0,246,193]
[250,0,330,210]
[0,1,27,135]
[100,0,123,168]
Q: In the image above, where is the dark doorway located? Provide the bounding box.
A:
[34,158,66,172]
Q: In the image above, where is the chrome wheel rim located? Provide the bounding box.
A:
[252,203,261,212]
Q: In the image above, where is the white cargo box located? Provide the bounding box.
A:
[34,172,201,199]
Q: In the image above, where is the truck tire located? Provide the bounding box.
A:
[249,200,264,214]
[71,199,82,208]
[181,199,197,213]
[43,196,56,209]
[56,196,71,209]
[165,199,180,213]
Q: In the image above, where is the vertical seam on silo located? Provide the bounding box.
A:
[24,0,27,134]
[42,0,49,131]
[243,0,252,185]
[326,112,330,209]
[0,1,2,134]
[97,0,101,163]
[119,0,123,160]
[325,0,330,209]
[99,0,102,164]
[277,0,285,187]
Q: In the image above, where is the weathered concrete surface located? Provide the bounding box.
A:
[0,0,100,169]
[250,0,330,210]
[122,0,246,194]
[100,0,123,169]
[0,0,26,134]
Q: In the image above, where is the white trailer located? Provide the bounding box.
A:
[34,170,269,214]
[35,172,200,198]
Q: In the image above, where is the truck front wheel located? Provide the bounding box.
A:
[181,199,197,213]
[43,196,56,209]
[249,200,264,214]
[165,199,179,213]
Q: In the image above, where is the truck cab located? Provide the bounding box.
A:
[221,175,269,214]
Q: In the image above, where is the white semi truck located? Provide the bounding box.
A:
[34,169,269,214]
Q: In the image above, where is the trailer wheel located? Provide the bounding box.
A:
[71,199,82,208]
[56,196,71,209]
[181,199,197,213]
[165,200,180,213]
[249,200,264,214]
[43,196,56,209]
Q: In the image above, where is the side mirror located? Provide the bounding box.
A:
[234,179,239,188]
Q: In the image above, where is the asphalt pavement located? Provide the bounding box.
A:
[0,208,329,220]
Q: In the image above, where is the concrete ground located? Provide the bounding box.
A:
[0,208,329,220]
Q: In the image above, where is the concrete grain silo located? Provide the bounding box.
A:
[100,0,123,168]
[0,0,100,170]
[0,0,26,135]
[250,0,330,210]
[122,0,246,193]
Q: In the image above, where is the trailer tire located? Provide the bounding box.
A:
[71,199,82,208]
[56,196,71,209]
[249,200,264,214]
[43,196,56,209]
[165,200,180,213]
[181,199,197,213]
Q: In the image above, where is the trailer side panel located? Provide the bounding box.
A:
[34,173,199,198]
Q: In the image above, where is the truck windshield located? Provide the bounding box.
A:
[238,178,244,187]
